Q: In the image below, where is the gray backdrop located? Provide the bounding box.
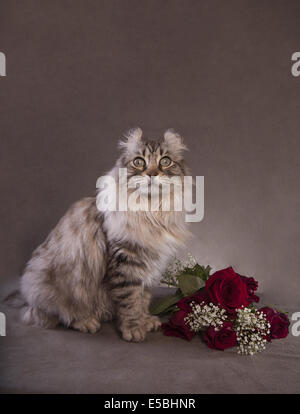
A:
[1,0,299,306]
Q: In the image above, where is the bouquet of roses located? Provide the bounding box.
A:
[151,255,290,355]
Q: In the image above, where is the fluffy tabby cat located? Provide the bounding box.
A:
[12,128,190,342]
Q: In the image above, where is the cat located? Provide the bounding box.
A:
[9,128,190,342]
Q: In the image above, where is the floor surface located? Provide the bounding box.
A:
[0,277,299,394]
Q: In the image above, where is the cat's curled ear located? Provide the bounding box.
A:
[119,127,143,152]
[125,127,143,143]
[163,129,187,155]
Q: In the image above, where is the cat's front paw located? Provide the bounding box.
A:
[121,325,147,342]
[143,315,161,332]
[71,317,101,334]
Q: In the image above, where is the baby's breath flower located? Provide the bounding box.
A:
[161,253,197,287]
[235,307,270,355]
[185,253,197,268]
[184,301,227,332]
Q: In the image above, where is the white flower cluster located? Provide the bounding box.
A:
[161,253,197,286]
[183,253,198,269]
[184,301,227,332]
[235,307,271,355]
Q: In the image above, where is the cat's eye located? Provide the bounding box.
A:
[133,157,146,169]
[160,156,172,168]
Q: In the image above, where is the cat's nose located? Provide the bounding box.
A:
[147,171,158,177]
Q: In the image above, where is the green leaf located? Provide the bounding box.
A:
[162,304,180,315]
[204,265,212,279]
[150,291,183,315]
[275,308,289,315]
[177,273,205,296]
[177,263,211,282]
[181,264,211,282]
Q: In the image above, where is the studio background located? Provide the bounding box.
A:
[1,0,300,307]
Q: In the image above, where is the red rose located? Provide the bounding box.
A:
[205,267,249,314]
[238,274,259,304]
[161,310,195,341]
[177,288,211,312]
[260,307,290,341]
[202,322,237,351]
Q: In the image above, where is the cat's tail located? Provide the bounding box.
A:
[3,290,27,308]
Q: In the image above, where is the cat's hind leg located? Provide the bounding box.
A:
[21,304,101,333]
[71,317,101,334]
[21,305,59,328]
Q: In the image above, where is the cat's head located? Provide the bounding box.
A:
[117,127,188,179]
